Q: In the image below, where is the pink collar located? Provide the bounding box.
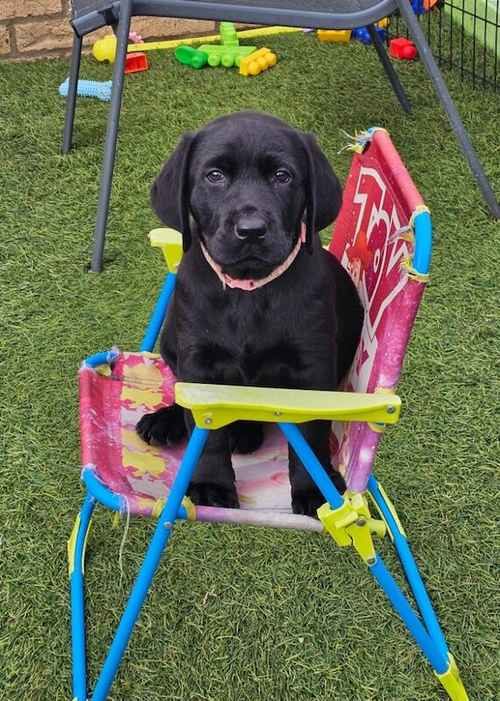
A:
[200,224,306,291]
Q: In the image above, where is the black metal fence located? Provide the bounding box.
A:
[390,1,499,91]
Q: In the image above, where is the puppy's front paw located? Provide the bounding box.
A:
[292,471,346,518]
[188,482,239,509]
[136,404,187,446]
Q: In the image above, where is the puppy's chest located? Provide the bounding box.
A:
[193,294,327,386]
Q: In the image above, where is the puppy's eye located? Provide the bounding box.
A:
[206,169,225,183]
[273,169,293,184]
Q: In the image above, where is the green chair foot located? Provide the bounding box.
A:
[435,654,469,701]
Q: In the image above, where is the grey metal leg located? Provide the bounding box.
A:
[90,0,132,273]
[368,24,411,114]
[62,31,83,154]
[396,0,499,219]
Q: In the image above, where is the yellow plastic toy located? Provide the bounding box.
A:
[317,29,352,43]
[92,26,299,64]
[92,34,117,63]
[377,17,391,29]
[238,47,277,76]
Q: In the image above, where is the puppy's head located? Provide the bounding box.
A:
[151,112,342,279]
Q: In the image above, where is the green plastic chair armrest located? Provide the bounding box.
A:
[149,228,183,272]
[175,383,401,429]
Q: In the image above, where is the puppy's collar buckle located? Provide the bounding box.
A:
[200,224,306,292]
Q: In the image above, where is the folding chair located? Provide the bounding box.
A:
[69,128,468,700]
[63,1,499,271]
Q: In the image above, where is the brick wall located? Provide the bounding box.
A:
[0,1,216,61]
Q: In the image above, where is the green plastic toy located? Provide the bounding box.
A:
[199,21,255,67]
[219,21,239,47]
[174,21,256,70]
[197,44,256,67]
[174,45,208,69]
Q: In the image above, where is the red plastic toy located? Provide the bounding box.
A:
[124,52,149,74]
[389,38,418,61]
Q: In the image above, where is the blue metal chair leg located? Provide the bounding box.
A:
[369,555,449,673]
[90,427,209,701]
[278,423,454,687]
[68,494,96,701]
[368,475,449,658]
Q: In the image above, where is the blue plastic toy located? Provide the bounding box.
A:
[411,0,426,15]
[352,26,387,45]
[59,78,112,102]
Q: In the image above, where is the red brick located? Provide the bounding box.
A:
[15,17,73,52]
[130,18,215,41]
[0,1,62,21]
[0,25,11,54]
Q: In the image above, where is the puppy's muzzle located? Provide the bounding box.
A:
[234,215,267,241]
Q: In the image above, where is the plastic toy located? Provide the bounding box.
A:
[238,47,278,76]
[173,23,273,72]
[92,25,301,63]
[58,78,111,102]
[68,128,469,701]
[317,29,352,43]
[389,38,418,60]
[92,34,117,63]
[128,31,143,44]
[411,0,426,15]
[219,20,239,47]
[317,19,389,45]
[376,17,390,29]
[174,45,208,69]
[124,52,149,74]
[198,22,256,68]
[352,26,387,45]
[198,43,256,67]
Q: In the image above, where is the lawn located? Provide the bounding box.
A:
[0,29,499,701]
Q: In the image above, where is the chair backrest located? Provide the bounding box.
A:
[328,128,432,492]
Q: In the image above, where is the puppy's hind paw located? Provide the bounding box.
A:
[292,472,346,518]
[136,404,187,446]
[188,482,239,509]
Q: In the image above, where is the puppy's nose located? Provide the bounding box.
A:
[235,216,267,241]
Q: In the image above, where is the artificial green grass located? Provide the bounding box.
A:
[0,31,499,701]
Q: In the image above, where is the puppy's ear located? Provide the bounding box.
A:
[151,133,196,251]
[300,133,343,252]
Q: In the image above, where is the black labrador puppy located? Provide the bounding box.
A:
[137,112,363,517]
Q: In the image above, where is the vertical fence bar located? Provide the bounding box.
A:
[472,0,477,87]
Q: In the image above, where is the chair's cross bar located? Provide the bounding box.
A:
[175,382,401,429]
